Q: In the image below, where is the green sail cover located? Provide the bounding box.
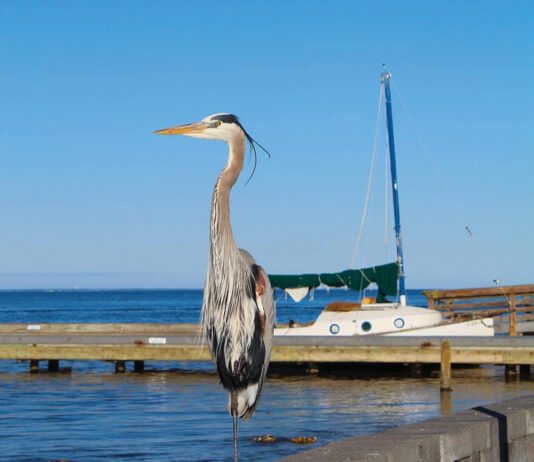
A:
[268,262,399,302]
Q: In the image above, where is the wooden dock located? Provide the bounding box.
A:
[0,285,533,380]
[1,323,534,381]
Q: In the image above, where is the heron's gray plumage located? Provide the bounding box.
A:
[201,126,274,420]
[154,113,273,461]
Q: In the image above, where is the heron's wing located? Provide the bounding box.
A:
[258,266,274,363]
[236,249,275,420]
[239,263,275,421]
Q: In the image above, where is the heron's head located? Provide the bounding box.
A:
[155,113,271,182]
[154,113,247,143]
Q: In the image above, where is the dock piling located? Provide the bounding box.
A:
[29,359,39,373]
[505,364,519,379]
[48,360,59,371]
[115,360,126,373]
[440,389,452,414]
[134,360,144,372]
[520,364,531,378]
[440,339,451,391]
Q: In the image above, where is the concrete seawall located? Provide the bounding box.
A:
[279,395,534,462]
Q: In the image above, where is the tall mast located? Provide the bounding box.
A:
[381,71,407,305]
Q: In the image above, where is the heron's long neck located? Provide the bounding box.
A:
[209,136,245,263]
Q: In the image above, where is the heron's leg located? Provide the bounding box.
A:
[231,389,238,462]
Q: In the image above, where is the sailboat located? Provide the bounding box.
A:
[270,72,494,337]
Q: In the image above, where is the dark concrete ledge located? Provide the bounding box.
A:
[278,395,534,462]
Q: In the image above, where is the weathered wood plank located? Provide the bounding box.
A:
[1,342,534,364]
[494,321,534,334]
[1,333,533,347]
[436,300,534,312]
[272,335,534,347]
[0,344,212,361]
[424,284,534,300]
[2,333,533,347]
[271,345,442,362]
[0,323,202,335]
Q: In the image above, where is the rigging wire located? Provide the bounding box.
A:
[384,139,390,261]
[389,77,503,289]
[350,83,384,269]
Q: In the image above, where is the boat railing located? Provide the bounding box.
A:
[423,284,534,335]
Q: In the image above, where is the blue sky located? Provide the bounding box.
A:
[1,1,532,290]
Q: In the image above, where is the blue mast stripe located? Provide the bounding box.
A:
[382,72,406,300]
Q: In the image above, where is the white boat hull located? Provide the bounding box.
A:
[274,303,494,337]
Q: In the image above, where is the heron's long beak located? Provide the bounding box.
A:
[153,121,208,135]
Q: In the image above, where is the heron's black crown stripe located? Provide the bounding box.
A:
[209,114,253,144]
[210,113,271,184]
[210,114,241,127]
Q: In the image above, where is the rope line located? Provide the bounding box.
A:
[384,133,390,260]
[350,82,384,268]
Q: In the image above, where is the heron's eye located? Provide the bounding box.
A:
[214,121,221,127]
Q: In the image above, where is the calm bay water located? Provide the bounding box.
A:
[0,289,532,461]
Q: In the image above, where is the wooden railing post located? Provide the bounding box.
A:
[509,293,517,336]
[426,290,436,310]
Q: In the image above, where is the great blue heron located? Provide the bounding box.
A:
[155,113,274,462]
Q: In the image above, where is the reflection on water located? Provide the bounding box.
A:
[0,362,533,461]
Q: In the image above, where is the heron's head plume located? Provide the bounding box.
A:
[154,113,270,183]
